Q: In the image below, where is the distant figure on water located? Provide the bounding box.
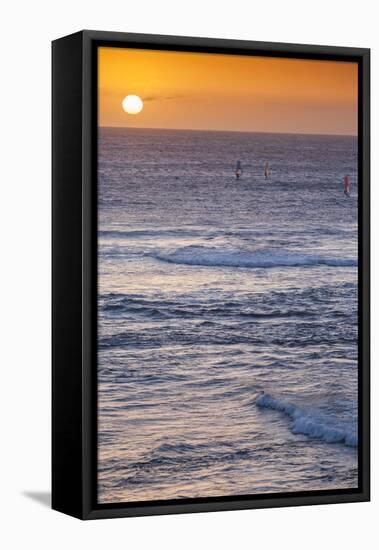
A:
[264,161,271,180]
[343,175,351,197]
[235,160,242,179]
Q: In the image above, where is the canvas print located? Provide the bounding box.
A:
[97,47,358,504]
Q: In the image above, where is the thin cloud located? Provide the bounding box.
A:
[143,94,182,102]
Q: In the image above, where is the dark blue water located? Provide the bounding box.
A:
[98,127,358,503]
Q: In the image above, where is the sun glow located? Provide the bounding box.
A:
[122,95,143,114]
[100,48,358,135]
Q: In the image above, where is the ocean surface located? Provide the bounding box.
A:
[97,127,358,504]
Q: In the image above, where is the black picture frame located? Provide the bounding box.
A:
[52,30,370,520]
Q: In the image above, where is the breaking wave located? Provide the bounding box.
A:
[152,246,357,269]
[256,393,357,447]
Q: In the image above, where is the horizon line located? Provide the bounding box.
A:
[99,125,357,138]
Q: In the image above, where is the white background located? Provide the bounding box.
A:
[1,0,376,547]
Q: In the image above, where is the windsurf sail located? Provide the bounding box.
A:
[343,175,351,197]
[235,160,242,179]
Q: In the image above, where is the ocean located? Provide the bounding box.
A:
[97,127,358,504]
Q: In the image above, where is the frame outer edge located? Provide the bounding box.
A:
[52,31,85,519]
[82,29,369,57]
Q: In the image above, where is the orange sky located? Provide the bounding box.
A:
[98,47,358,135]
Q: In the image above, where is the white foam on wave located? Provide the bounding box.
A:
[153,246,357,269]
[256,393,357,447]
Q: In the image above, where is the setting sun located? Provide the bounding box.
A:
[122,94,143,114]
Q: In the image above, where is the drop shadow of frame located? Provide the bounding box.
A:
[23,491,51,508]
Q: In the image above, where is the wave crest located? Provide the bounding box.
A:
[152,246,357,269]
[256,393,357,447]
